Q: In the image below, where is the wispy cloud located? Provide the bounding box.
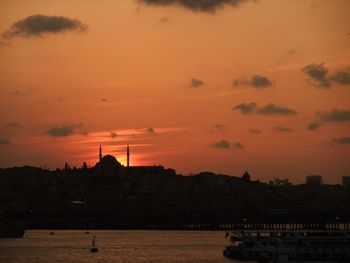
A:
[274,126,294,133]
[158,17,169,24]
[307,122,321,131]
[46,126,74,137]
[233,142,244,149]
[4,122,22,129]
[213,124,225,132]
[248,128,262,134]
[110,132,118,139]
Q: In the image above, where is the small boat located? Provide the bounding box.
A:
[90,236,98,253]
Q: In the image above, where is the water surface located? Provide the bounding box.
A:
[0,230,249,263]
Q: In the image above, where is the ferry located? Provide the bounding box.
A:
[223,229,350,262]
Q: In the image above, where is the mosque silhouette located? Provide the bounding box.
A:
[94,144,172,177]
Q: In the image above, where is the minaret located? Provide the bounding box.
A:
[99,144,102,162]
[127,144,130,167]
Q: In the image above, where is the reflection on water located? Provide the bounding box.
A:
[0,230,246,263]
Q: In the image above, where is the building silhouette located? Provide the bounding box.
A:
[342,176,350,187]
[242,171,251,182]
[127,144,130,168]
[306,175,322,186]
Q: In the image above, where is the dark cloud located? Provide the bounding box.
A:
[0,138,10,145]
[12,90,21,96]
[319,109,350,122]
[302,63,330,88]
[5,122,22,128]
[250,75,272,88]
[233,75,273,89]
[140,0,251,13]
[46,126,74,137]
[233,102,297,116]
[3,15,88,39]
[302,63,350,88]
[232,102,257,114]
[333,136,350,145]
[331,70,350,85]
[210,139,230,149]
[307,122,321,131]
[190,78,204,88]
[214,124,225,132]
[274,126,294,133]
[257,103,297,115]
[233,142,244,149]
[248,128,262,134]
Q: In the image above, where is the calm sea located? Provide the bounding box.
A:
[0,230,253,263]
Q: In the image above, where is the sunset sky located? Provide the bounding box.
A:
[0,0,349,183]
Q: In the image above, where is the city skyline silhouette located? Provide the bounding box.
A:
[0,0,350,185]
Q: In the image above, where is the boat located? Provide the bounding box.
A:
[0,221,25,238]
[0,211,25,238]
[90,236,98,253]
[223,229,350,262]
[90,247,98,253]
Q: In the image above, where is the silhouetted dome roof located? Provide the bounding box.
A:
[243,170,250,177]
[100,155,120,166]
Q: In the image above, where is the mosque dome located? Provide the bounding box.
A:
[95,146,122,176]
[100,154,121,166]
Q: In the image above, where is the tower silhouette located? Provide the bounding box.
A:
[99,144,102,162]
[127,144,130,167]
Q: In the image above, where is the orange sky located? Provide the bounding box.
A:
[0,0,350,183]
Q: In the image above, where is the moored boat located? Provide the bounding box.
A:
[0,221,25,238]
